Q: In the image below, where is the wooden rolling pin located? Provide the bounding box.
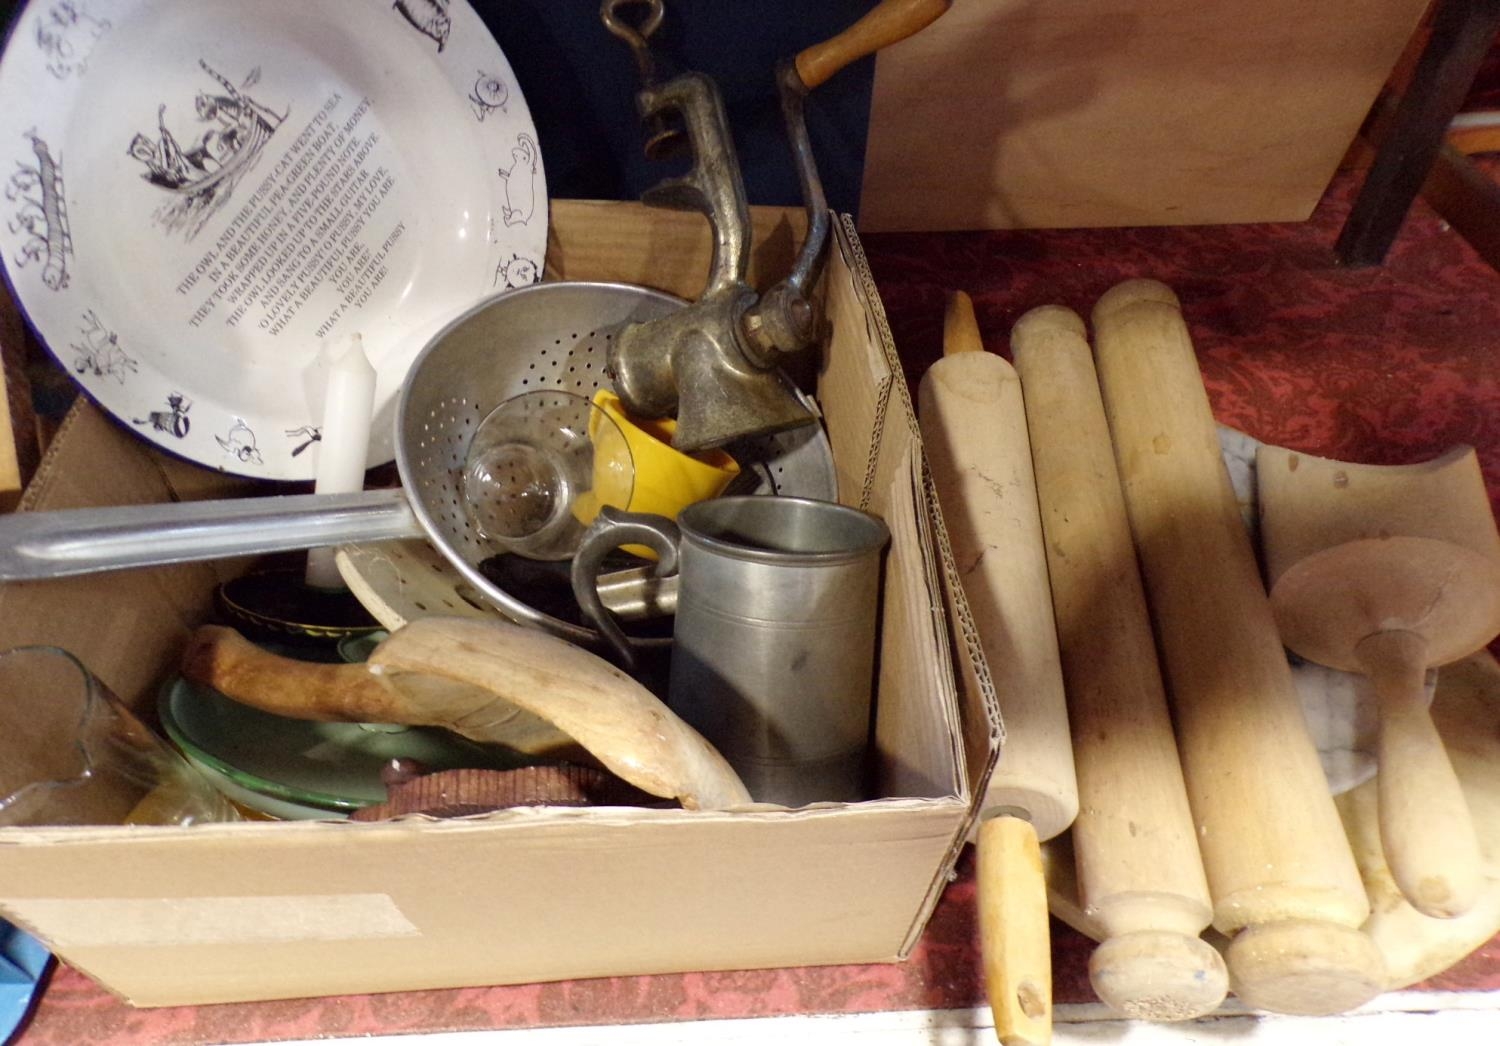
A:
[919,291,1078,1045]
[1090,279,1383,1016]
[1010,305,1227,1022]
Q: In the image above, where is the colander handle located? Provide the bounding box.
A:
[0,489,423,580]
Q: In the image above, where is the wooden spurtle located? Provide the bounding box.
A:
[1091,279,1382,1016]
[1257,443,1500,918]
[1011,304,1226,1021]
[919,290,1078,1045]
[181,619,751,811]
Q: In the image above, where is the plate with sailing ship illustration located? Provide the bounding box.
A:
[0,0,548,479]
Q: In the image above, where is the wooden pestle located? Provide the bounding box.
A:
[1089,279,1383,1016]
[1010,305,1227,1021]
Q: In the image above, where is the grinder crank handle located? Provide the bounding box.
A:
[792,0,953,90]
[746,0,953,363]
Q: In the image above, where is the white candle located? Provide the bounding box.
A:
[305,333,377,590]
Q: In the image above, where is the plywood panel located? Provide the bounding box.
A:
[858,0,1434,231]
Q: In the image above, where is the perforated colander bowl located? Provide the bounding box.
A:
[396,281,682,643]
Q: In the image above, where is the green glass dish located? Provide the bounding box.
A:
[159,675,528,819]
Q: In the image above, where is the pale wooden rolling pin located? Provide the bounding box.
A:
[1090,279,1383,1016]
[919,291,1078,1046]
[1010,305,1227,1022]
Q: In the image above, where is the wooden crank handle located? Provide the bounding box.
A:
[794,0,951,90]
[181,624,579,757]
[1357,629,1484,918]
[978,813,1053,1046]
[182,625,410,724]
[943,289,985,356]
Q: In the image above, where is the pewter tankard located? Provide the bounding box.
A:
[572,496,889,806]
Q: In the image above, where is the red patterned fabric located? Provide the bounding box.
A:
[865,162,1500,521]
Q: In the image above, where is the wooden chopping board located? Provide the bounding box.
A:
[857,0,1432,231]
[1042,649,1500,992]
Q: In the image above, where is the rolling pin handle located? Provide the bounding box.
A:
[1226,919,1385,1017]
[943,290,985,356]
[978,812,1053,1046]
[1088,930,1228,1022]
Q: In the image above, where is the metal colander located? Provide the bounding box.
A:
[398,280,835,644]
[399,281,679,643]
[401,281,677,572]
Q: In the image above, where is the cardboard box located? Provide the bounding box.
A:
[0,201,994,1007]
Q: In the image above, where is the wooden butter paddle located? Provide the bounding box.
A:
[1257,443,1500,918]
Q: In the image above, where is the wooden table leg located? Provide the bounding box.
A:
[1335,0,1500,267]
[1422,145,1500,273]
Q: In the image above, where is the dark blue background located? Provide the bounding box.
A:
[473,1,879,216]
[0,0,881,216]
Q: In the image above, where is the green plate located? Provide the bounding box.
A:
[159,675,526,817]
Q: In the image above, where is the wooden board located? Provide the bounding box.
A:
[857,0,1433,231]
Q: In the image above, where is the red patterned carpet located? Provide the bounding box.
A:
[14,162,1500,1043]
[866,163,1500,520]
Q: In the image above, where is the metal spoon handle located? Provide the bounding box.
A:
[0,489,422,580]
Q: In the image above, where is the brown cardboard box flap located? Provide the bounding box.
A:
[1,802,963,1006]
[831,217,1002,815]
